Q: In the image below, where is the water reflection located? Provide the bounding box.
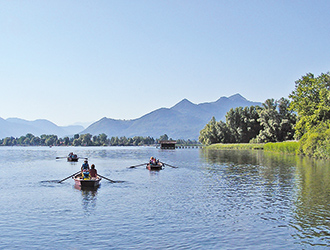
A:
[292,157,330,247]
[74,185,98,216]
[201,149,330,247]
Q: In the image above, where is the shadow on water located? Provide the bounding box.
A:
[201,148,330,247]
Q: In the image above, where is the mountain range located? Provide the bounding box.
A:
[0,118,84,139]
[81,93,262,139]
[0,94,262,140]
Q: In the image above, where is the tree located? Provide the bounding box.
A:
[226,106,262,143]
[256,98,296,142]
[289,72,330,139]
[199,117,222,145]
[80,133,93,146]
[98,133,108,146]
[159,134,169,141]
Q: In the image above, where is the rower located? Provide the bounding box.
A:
[81,160,90,178]
[89,164,98,178]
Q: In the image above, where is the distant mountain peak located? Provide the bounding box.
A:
[170,98,198,116]
[177,98,194,105]
[171,98,195,109]
[215,93,247,103]
[228,93,247,101]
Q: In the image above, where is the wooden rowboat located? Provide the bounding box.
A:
[67,157,79,162]
[73,175,102,188]
[146,163,164,171]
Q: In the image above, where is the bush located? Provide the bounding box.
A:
[297,122,330,158]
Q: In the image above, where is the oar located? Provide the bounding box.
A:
[129,163,148,169]
[161,162,178,168]
[56,156,67,159]
[98,174,122,183]
[58,171,81,183]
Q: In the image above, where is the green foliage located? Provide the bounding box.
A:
[176,138,200,145]
[199,98,296,145]
[297,122,330,158]
[256,98,296,142]
[0,133,157,147]
[199,117,217,145]
[226,106,262,143]
[289,72,330,139]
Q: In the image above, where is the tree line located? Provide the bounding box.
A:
[200,71,330,158]
[289,71,330,158]
[0,133,197,147]
[199,97,296,145]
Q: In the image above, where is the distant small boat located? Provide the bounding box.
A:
[67,157,79,162]
[67,153,79,162]
[146,163,164,171]
[73,175,102,188]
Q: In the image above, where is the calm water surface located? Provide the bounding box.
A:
[0,146,329,249]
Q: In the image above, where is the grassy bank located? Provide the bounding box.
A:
[206,141,299,155]
[264,141,299,154]
[207,143,264,150]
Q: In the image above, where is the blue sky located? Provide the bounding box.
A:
[1,0,329,126]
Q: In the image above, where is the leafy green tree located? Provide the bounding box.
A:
[45,135,58,146]
[80,133,93,146]
[63,136,70,146]
[256,98,296,142]
[98,133,108,145]
[73,138,82,146]
[199,117,221,145]
[289,72,330,139]
[216,120,232,143]
[110,136,119,146]
[226,106,261,143]
[3,137,13,146]
[30,136,40,146]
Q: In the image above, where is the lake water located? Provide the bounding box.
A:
[0,146,329,249]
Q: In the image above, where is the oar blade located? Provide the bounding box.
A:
[161,162,178,168]
[98,174,116,183]
[128,163,148,169]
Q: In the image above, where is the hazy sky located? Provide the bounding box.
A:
[1,0,329,126]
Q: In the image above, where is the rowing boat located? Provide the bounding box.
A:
[146,163,164,171]
[67,157,79,162]
[73,174,102,188]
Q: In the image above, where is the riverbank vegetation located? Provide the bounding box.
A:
[200,71,330,159]
[0,133,157,146]
[263,141,299,154]
[0,133,198,147]
[207,143,264,150]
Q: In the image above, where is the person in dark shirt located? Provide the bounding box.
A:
[89,164,97,178]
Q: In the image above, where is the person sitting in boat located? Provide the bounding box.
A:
[89,164,97,179]
[81,160,90,178]
[150,157,157,165]
[68,152,73,159]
